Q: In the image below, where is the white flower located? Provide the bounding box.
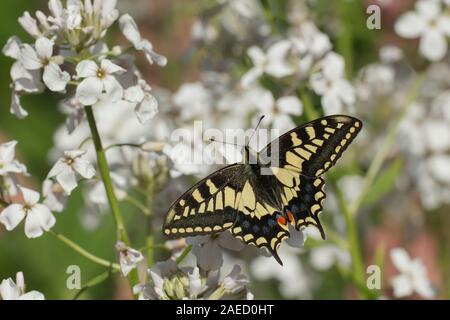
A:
[222,265,250,295]
[241,41,295,87]
[134,259,252,300]
[0,272,44,300]
[116,241,145,277]
[86,172,126,208]
[187,232,245,271]
[18,11,41,38]
[42,179,67,213]
[0,141,27,176]
[47,0,118,44]
[75,59,125,105]
[47,150,96,195]
[124,79,158,124]
[379,45,404,63]
[119,14,167,66]
[395,0,450,61]
[337,175,364,203]
[309,245,351,271]
[191,20,218,43]
[172,82,212,121]
[59,97,86,134]
[253,89,303,134]
[19,37,70,92]
[251,246,312,298]
[48,0,82,32]
[310,52,355,115]
[390,248,435,299]
[3,37,44,118]
[0,187,56,239]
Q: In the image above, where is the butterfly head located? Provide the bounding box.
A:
[243,145,259,165]
[243,115,265,166]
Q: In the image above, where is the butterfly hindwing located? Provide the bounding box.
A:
[229,175,290,264]
[282,175,326,238]
[163,164,247,238]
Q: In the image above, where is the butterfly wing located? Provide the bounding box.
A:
[163,164,247,238]
[258,115,362,239]
[259,115,363,177]
[228,173,291,265]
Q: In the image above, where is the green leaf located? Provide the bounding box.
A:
[362,158,403,206]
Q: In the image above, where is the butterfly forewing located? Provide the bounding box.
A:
[163,164,246,238]
[260,115,362,178]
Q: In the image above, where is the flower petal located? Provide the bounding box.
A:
[0,278,20,300]
[391,274,414,298]
[124,85,145,103]
[135,95,158,124]
[19,290,45,300]
[277,96,303,115]
[119,14,142,48]
[72,157,96,179]
[390,248,411,273]
[33,204,56,232]
[419,29,447,61]
[2,36,22,59]
[10,93,29,119]
[241,67,263,88]
[395,12,426,38]
[102,75,123,102]
[43,63,70,92]
[310,73,328,95]
[20,186,40,204]
[247,46,266,66]
[192,240,223,271]
[141,40,167,66]
[55,170,78,195]
[19,44,42,70]
[322,93,343,115]
[76,60,99,78]
[416,0,440,19]
[35,37,54,60]
[0,204,26,231]
[101,59,125,74]
[47,159,69,179]
[322,52,345,80]
[0,140,18,163]
[24,210,44,238]
[76,77,103,105]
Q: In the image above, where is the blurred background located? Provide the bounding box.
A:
[0,0,449,300]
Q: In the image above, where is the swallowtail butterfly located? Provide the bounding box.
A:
[163,115,362,265]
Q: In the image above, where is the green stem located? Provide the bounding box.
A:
[124,196,151,215]
[298,87,320,120]
[104,143,143,152]
[348,75,424,217]
[146,182,155,266]
[72,269,116,300]
[85,105,139,296]
[336,1,354,78]
[50,231,120,270]
[0,198,8,207]
[333,183,367,299]
[176,245,192,264]
[85,105,130,245]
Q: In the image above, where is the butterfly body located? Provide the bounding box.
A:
[163,115,362,265]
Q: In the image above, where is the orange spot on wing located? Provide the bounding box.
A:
[286,210,295,224]
[277,216,287,226]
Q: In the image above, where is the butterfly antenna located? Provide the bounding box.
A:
[247,115,265,147]
[208,138,242,148]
